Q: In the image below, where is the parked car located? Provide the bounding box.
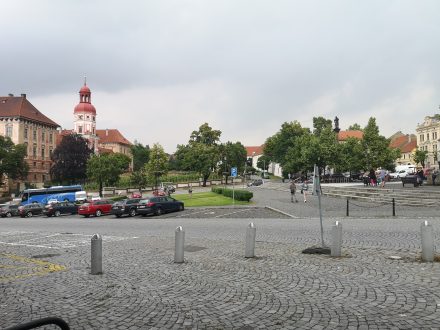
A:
[18,203,44,218]
[0,204,20,218]
[137,196,184,216]
[78,199,113,217]
[248,179,263,186]
[111,198,142,217]
[43,201,78,217]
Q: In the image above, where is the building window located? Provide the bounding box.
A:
[24,127,28,139]
[92,116,95,121]
[49,148,53,158]
[433,132,438,140]
[41,146,45,159]
[33,130,37,140]
[5,125,12,137]
[42,174,46,182]
[79,115,83,120]
[420,134,424,142]
[33,145,37,158]
[42,130,45,141]
[427,133,430,141]
[24,142,28,156]
[78,126,83,134]
[49,133,53,143]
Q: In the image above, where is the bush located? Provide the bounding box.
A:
[211,187,253,202]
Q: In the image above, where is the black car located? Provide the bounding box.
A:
[18,203,45,218]
[137,196,184,216]
[0,204,20,217]
[43,201,78,217]
[111,198,142,217]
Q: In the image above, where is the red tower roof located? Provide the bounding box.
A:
[74,82,96,115]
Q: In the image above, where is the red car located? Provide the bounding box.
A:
[78,200,113,217]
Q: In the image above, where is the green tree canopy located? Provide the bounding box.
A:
[50,134,92,184]
[313,116,332,136]
[145,143,169,188]
[348,123,362,131]
[414,149,428,168]
[131,142,150,171]
[218,141,247,183]
[0,136,28,182]
[175,123,222,186]
[86,153,131,197]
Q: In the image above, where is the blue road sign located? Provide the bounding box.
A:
[231,167,237,177]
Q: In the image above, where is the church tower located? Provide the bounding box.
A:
[73,79,99,153]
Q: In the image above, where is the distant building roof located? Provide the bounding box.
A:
[337,130,363,141]
[56,129,73,145]
[96,129,131,146]
[0,95,59,127]
[245,145,264,157]
[401,140,417,153]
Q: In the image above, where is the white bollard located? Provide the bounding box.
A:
[91,233,103,275]
[421,221,434,262]
[331,221,342,257]
[245,222,256,258]
[174,226,185,263]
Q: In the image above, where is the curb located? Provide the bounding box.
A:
[264,206,297,218]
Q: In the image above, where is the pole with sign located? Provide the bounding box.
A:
[231,167,237,206]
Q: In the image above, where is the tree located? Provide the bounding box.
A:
[86,153,131,197]
[414,149,428,168]
[312,116,332,136]
[131,142,150,171]
[361,117,399,170]
[145,143,168,189]
[50,134,92,184]
[338,137,365,174]
[263,121,309,166]
[348,123,362,131]
[256,155,271,172]
[175,123,222,186]
[217,142,247,184]
[0,136,28,182]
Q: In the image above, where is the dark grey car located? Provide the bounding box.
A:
[0,204,20,217]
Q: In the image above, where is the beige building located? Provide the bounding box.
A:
[0,94,59,189]
[416,115,440,169]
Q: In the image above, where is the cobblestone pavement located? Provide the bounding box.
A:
[1,187,440,329]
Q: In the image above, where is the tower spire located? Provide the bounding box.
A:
[84,75,87,86]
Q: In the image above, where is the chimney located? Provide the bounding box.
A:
[8,93,13,97]
[21,93,26,98]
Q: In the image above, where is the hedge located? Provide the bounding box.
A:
[211,187,253,202]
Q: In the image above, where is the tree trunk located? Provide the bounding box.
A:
[99,180,103,197]
[202,174,210,187]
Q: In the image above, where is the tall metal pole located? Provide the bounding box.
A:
[314,165,325,247]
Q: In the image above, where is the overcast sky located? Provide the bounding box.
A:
[2,1,440,152]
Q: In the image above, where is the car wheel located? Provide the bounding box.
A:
[129,209,136,217]
[155,207,163,216]
[95,210,102,217]
[179,204,184,211]
[6,212,12,218]
[26,211,33,218]
[116,214,122,218]
[54,210,61,217]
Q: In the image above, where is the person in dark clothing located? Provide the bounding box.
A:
[416,169,424,186]
[369,169,377,186]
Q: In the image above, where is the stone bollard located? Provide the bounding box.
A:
[331,221,342,257]
[174,226,185,263]
[91,234,103,275]
[421,221,434,262]
[245,222,256,258]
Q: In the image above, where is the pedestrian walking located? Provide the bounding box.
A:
[369,169,377,186]
[379,168,386,188]
[290,181,298,203]
[432,170,438,186]
[301,179,309,203]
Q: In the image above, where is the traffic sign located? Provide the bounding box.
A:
[231,167,237,177]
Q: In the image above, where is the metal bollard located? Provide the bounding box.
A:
[331,221,342,257]
[91,234,102,275]
[245,222,256,258]
[392,198,395,216]
[174,226,185,263]
[421,221,434,262]
[346,199,349,217]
